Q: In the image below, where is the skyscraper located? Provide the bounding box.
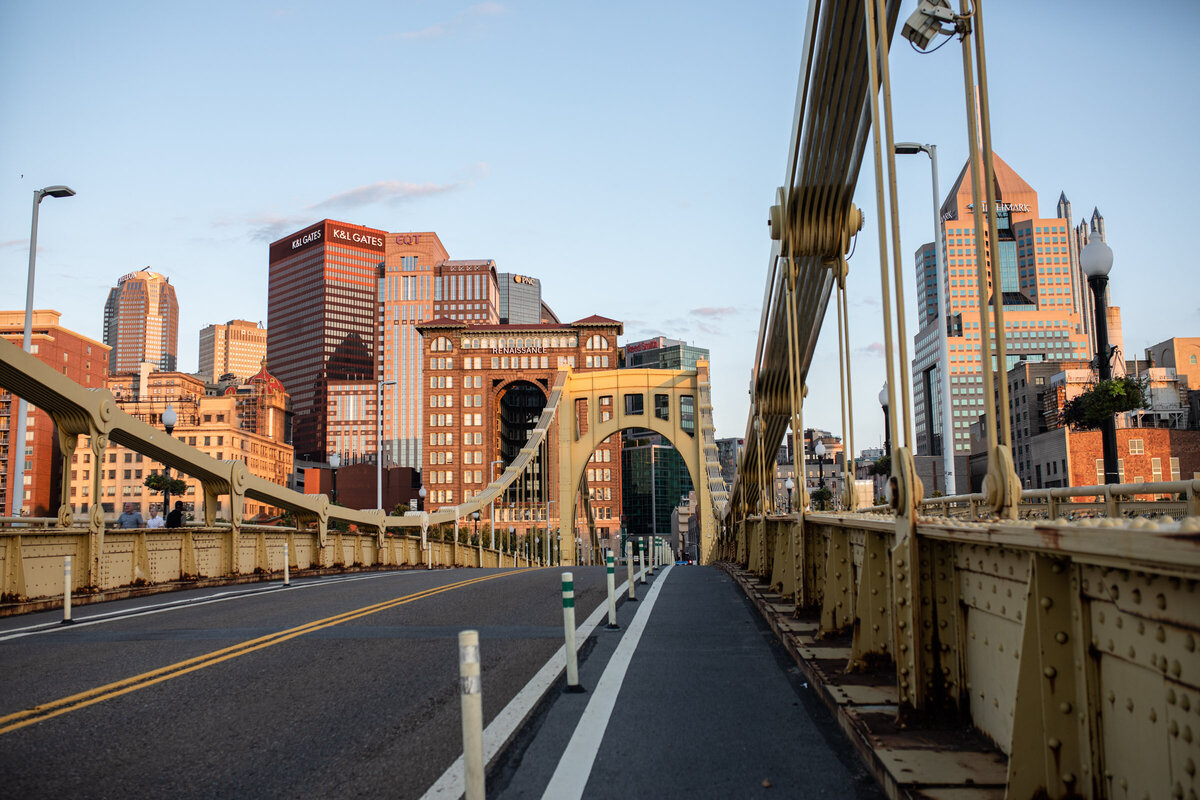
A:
[267,219,386,462]
[103,268,179,373]
[912,155,1093,473]
[198,319,268,382]
[497,273,543,324]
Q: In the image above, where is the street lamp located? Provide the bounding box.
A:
[329,453,341,505]
[418,485,427,511]
[11,184,75,516]
[784,476,794,513]
[489,459,504,549]
[895,141,956,496]
[472,510,480,545]
[878,383,891,460]
[162,404,177,518]
[377,379,396,510]
[1081,235,1119,485]
[509,525,516,559]
[815,440,826,510]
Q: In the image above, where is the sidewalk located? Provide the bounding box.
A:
[489,564,884,799]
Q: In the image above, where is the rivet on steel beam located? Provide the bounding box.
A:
[900,668,909,676]
[939,619,948,629]
[897,559,906,569]
[1188,635,1196,653]
[1044,666,1057,679]
[1184,726,1193,744]
[1059,702,1072,714]
[1132,588,1142,604]
[1061,773,1075,786]
[1040,597,1053,610]
[1172,660,1182,677]
[1126,698,1135,712]
[1157,594,1167,610]
[1157,626,1166,643]
[1182,695,1191,711]
[1107,690,1116,703]
[898,620,906,629]
[1149,709,1158,723]
[1170,721,1180,737]
[1055,632,1068,644]
[1168,689,1177,705]
[1047,737,1061,750]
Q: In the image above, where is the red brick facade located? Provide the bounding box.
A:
[1068,428,1200,488]
[416,315,624,538]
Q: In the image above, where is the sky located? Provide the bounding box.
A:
[2,1,1197,453]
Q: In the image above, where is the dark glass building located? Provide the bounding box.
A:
[267,219,386,462]
[621,434,693,537]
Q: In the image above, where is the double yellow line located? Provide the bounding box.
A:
[0,569,530,735]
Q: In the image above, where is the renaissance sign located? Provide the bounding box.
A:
[492,346,547,355]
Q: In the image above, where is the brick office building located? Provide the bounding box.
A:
[0,310,109,516]
[416,315,624,539]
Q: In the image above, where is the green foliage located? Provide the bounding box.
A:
[144,473,187,496]
[810,487,833,510]
[869,454,891,476]
[1061,377,1148,430]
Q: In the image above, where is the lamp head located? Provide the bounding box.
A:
[785,476,794,491]
[162,404,177,430]
[329,453,340,469]
[894,142,927,156]
[419,486,427,498]
[815,441,826,457]
[878,383,889,408]
[1080,237,1113,278]
[39,185,76,200]
[901,0,955,50]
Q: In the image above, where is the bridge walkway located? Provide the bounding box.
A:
[480,564,882,799]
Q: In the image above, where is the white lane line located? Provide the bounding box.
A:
[541,564,672,800]
[0,569,428,642]
[420,575,634,800]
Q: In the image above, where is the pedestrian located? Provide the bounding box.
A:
[166,501,185,529]
[117,503,144,528]
[147,511,165,528]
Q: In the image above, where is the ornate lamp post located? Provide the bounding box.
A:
[329,453,341,505]
[878,383,891,459]
[784,476,794,513]
[815,440,827,509]
[472,510,480,545]
[162,404,177,517]
[1081,235,1119,485]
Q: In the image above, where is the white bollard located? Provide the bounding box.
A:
[562,572,585,692]
[283,542,290,586]
[458,630,485,800]
[626,541,637,601]
[605,550,619,630]
[638,540,647,585]
[62,555,73,625]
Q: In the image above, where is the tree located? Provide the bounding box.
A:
[810,487,833,510]
[1061,376,1148,430]
[868,454,891,477]
[144,473,187,511]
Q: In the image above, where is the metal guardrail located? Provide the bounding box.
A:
[727,509,1200,798]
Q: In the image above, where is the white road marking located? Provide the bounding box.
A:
[420,574,636,800]
[541,565,672,800]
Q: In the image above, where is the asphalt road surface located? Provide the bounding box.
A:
[0,566,605,799]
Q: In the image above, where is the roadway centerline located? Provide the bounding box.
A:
[0,568,536,736]
[0,569,427,642]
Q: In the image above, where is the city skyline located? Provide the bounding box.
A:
[2,1,1197,450]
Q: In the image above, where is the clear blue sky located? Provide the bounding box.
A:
[3,1,1197,452]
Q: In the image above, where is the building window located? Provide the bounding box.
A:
[1128,439,1144,455]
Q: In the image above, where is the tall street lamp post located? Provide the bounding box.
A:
[329,453,341,506]
[784,476,794,514]
[11,185,75,516]
[895,141,956,496]
[472,510,480,545]
[377,379,396,510]
[162,405,177,517]
[815,440,826,510]
[878,383,891,459]
[1081,236,1119,485]
[489,459,503,550]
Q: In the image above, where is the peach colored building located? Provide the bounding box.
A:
[198,319,268,382]
[103,268,179,373]
[913,155,1095,481]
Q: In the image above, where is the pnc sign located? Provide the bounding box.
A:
[512,274,537,285]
